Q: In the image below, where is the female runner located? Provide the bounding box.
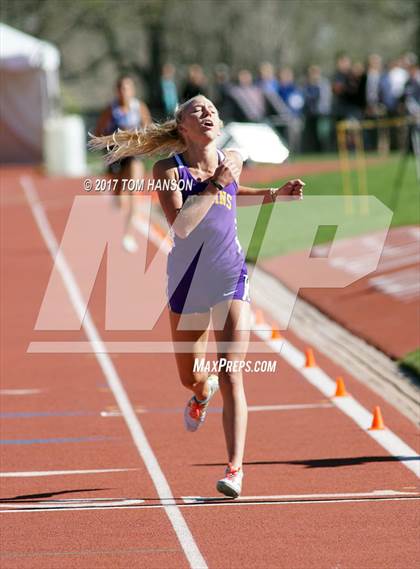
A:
[90,95,304,498]
[95,74,151,252]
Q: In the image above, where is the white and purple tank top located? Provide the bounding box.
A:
[107,98,142,133]
[167,150,246,283]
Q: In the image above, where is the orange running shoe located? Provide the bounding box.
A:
[184,375,219,432]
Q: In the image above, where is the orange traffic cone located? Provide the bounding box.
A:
[334,376,348,397]
[369,406,385,430]
[304,348,316,368]
[255,309,264,325]
[271,324,282,340]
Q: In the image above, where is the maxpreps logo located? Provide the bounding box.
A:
[193,358,277,373]
[30,194,392,347]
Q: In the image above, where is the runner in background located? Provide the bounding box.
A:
[95,74,152,252]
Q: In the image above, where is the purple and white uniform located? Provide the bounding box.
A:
[167,150,250,314]
[108,98,142,133]
[106,98,143,174]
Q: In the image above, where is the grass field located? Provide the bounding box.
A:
[399,348,420,377]
[237,155,419,260]
[88,151,419,260]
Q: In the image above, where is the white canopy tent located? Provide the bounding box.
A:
[0,23,60,163]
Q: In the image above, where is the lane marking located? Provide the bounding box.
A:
[100,402,333,417]
[3,498,138,502]
[369,267,420,302]
[1,494,419,513]
[2,499,144,510]
[247,403,332,412]
[0,436,115,445]
[253,326,420,478]
[0,547,179,558]
[0,468,138,478]
[27,340,284,353]
[133,208,420,479]
[315,229,420,276]
[182,489,418,502]
[0,389,43,395]
[0,411,96,419]
[21,176,207,569]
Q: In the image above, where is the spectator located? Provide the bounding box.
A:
[388,56,410,103]
[277,66,304,152]
[229,69,266,122]
[401,58,420,118]
[348,61,367,116]
[277,67,305,116]
[378,61,397,115]
[258,62,279,92]
[302,64,332,152]
[331,52,362,120]
[365,54,386,118]
[182,64,208,101]
[158,63,179,118]
[362,54,390,151]
[213,63,235,121]
[400,58,420,156]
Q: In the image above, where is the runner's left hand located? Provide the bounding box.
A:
[274,179,305,200]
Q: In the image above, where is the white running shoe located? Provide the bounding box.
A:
[184,375,219,432]
[216,463,244,498]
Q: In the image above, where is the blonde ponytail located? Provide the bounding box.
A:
[88,95,218,164]
[88,118,186,164]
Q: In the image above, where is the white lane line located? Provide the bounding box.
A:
[135,207,420,478]
[0,389,43,395]
[182,489,418,503]
[2,499,144,509]
[26,340,283,353]
[247,403,332,412]
[254,326,420,478]
[1,494,419,513]
[0,468,138,478]
[0,547,179,558]
[21,176,208,569]
[100,402,333,417]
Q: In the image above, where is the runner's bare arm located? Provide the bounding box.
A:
[237,179,305,206]
[95,106,112,136]
[225,142,305,204]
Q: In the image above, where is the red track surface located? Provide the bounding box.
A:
[1,167,419,569]
[262,226,420,359]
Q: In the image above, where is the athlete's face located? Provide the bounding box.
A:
[179,97,222,143]
[117,78,135,105]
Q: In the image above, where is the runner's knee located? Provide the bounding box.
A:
[180,371,208,389]
[219,369,243,389]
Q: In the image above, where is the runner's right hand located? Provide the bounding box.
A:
[212,157,241,188]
